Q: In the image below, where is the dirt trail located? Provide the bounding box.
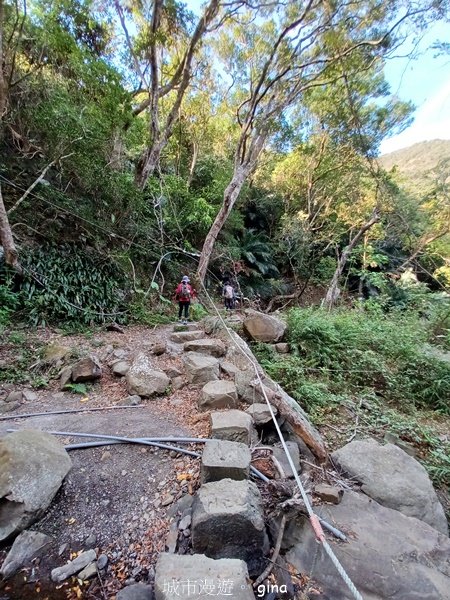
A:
[0,323,210,599]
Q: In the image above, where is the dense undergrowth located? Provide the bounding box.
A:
[254,301,450,490]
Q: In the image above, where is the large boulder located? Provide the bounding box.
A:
[0,430,72,541]
[126,353,170,397]
[192,479,265,576]
[183,339,226,358]
[332,438,448,535]
[285,490,450,600]
[183,353,220,385]
[72,355,102,383]
[243,312,286,343]
[155,553,255,600]
[0,530,51,578]
[199,381,238,411]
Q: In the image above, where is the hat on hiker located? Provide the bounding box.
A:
[182,275,190,282]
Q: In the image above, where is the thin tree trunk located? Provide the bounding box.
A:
[135,0,220,189]
[135,138,166,187]
[187,141,198,188]
[0,0,7,122]
[323,210,380,310]
[0,182,21,271]
[197,166,249,283]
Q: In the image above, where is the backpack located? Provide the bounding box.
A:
[180,282,191,299]
[224,284,234,299]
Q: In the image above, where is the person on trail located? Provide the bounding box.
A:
[223,281,235,311]
[174,276,196,324]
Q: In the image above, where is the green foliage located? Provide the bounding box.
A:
[189,302,208,321]
[0,266,20,330]
[285,306,450,414]
[65,382,88,394]
[19,244,128,326]
[128,296,173,326]
[312,256,337,285]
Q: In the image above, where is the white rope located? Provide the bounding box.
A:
[198,281,364,600]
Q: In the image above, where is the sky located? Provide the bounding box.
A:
[185,1,449,156]
[379,21,450,155]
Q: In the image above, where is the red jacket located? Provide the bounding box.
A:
[175,282,196,302]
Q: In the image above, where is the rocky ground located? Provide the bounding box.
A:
[1,315,449,600]
[0,323,211,600]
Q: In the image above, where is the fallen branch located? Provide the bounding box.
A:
[253,515,286,588]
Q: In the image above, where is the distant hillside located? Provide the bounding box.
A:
[380,140,450,192]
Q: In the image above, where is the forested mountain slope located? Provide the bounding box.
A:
[380,139,450,192]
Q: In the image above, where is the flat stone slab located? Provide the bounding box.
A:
[202,439,251,482]
[192,479,265,576]
[211,410,253,444]
[286,490,450,600]
[199,380,238,411]
[170,330,205,343]
[183,352,220,385]
[155,553,255,600]
[332,438,448,535]
[183,339,226,357]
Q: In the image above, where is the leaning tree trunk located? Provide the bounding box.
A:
[197,166,249,283]
[323,210,380,310]
[0,183,21,272]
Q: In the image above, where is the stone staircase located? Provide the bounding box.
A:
[154,326,271,600]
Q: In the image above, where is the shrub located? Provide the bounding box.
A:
[19,244,128,326]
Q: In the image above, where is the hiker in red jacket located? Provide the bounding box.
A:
[174,275,196,324]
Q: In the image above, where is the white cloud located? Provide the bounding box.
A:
[380,79,450,155]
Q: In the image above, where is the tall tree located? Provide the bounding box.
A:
[114,0,224,189]
[196,0,436,284]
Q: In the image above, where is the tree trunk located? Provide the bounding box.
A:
[0,183,21,271]
[135,139,166,188]
[0,0,7,122]
[197,166,249,283]
[323,211,380,310]
[187,141,199,188]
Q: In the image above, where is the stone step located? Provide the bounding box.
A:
[191,478,266,577]
[183,338,226,357]
[201,439,251,483]
[170,330,205,343]
[199,380,238,410]
[182,352,220,385]
[211,410,253,445]
[155,553,255,600]
[245,403,278,425]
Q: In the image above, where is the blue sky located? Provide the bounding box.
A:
[187,2,449,155]
[380,21,450,155]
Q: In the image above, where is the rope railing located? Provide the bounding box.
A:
[197,281,364,600]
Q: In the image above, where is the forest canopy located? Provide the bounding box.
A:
[0,0,449,324]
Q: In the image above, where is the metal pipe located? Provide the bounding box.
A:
[5,428,343,540]
[6,428,269,481]
[0,405,144,421]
